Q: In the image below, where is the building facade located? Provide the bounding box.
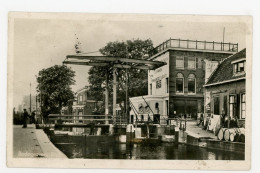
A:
[72,86,103,123]
[130,38,238,123]
[204,48,246,128]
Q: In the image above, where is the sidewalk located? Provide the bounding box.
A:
[185,121,217,139]
[13,124,67,158]
[178,120,218,146]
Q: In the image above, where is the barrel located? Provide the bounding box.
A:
[217,128,226,140]
[224,129,233,141]
[230,132,237,142]
[224,128,245,142]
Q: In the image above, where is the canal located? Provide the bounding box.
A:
[54,142,244,160]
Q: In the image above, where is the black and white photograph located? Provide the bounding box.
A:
[6,12,252,170]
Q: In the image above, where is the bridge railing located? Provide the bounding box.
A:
[48,114,112,124]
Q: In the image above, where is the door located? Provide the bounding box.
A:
[153,114,160,124]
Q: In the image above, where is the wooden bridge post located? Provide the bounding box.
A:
[113,68,117,124]
[105,70,109,124]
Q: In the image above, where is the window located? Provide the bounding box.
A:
[197,57,203,69]
[229,95,235,118]
[188,74,196,94]
[241,93,246,119]
[165,100,169,116]
[79,95,83,102]
[188,57,196,69]
[141,115,144,121]
[150,83,152,95]
[165,78,169,93]
[234,61,245,74]
[155,102,159,114]
[176,73,184,94]
[176,56,184,69]
[156,80,161,89]
[213,96,220,115]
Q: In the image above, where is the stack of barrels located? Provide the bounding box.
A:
[217,128,245,143]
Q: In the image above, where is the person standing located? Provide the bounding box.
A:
[22,109,29,128]
[31,111,36,124]
[220,109,226,128]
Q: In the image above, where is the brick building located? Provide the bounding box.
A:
[204,48,246,127]
[72,86,103,123]
[130,38,238,123]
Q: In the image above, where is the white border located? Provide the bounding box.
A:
[1,0,259,173]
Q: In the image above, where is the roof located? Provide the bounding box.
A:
[205,48,246,86]
[75,86,89,94]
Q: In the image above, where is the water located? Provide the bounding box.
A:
[55,142,244,160]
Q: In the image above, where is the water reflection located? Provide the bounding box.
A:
[55,142,244,160]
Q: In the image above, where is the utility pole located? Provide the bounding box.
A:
[36,95,37,113]
[223,27,225,43]
[30,82,32,113]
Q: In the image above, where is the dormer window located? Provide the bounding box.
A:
[234,62,244,72]
[232,58,246,75]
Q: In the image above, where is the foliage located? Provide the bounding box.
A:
[88,39,155,112]
[36,65,75,119]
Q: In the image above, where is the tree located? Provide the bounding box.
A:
[88,39,156,113]
[36,65,75,120]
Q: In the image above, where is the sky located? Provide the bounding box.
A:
[12,14,247,108]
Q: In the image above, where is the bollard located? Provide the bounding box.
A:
[109,124,114,135]
[126,124,134,143]
[83,134,86,158]
[174,126,179,147]
[185,119,187,131]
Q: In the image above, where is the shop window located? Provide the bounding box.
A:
[241,93,246,119]
[156,80,161,89]
[213,96,220,115]
[150,83,152,95]
[188,74,196,94]
[165,78,169,93]
[188,57,196,69]
[176,73,184,94]
[176,56,184,69]
[229,95,236,118]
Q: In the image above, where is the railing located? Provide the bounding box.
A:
[151,38,238,55]
[48,114,112,124]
